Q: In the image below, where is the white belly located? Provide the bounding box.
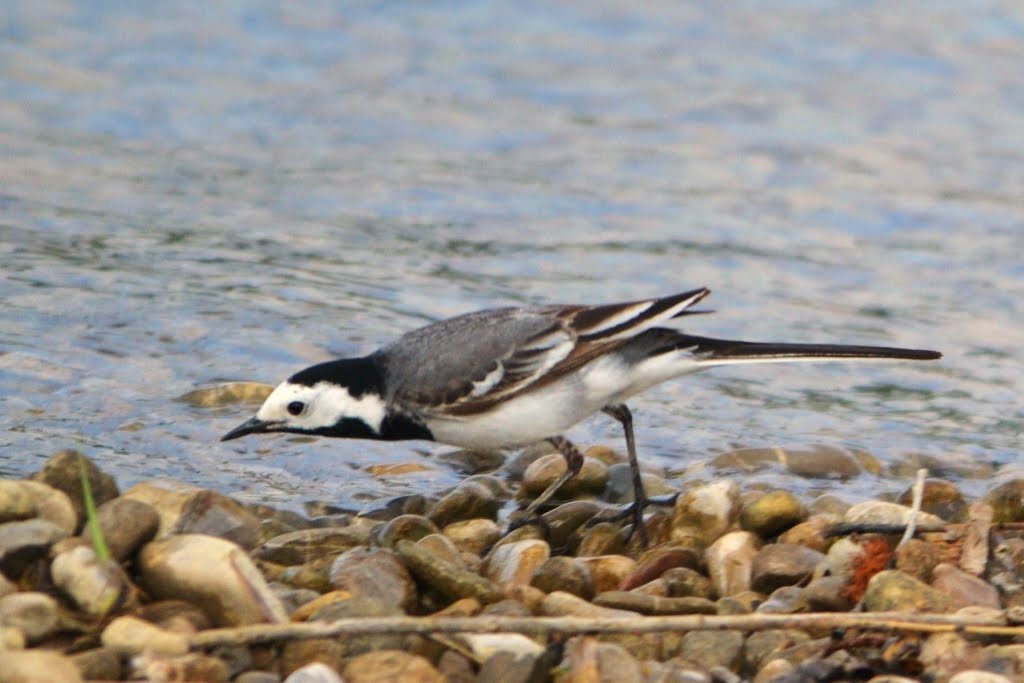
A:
[425,356,631,449]
[423,350,706,449]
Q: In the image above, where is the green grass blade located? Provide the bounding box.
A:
[78,453,111,563]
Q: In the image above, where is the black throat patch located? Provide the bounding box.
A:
[308,413,432,442]
[378,412,433,441]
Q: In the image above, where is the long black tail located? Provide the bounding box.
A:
[677,334,941,363]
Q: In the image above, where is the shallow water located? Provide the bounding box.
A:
[2,1,1022,512]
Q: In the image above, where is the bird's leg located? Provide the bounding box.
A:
[514,436,585,525]
[601,403,651,546]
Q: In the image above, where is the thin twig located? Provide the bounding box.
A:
[898,468,928,548]
[187,611,1015,649]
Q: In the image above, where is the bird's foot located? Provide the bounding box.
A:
[588,492,680,547]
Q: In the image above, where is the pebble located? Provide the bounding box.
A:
[443,517,501,555]
[0,518,70,576]
[777,514,836,553]
[754,659,795,683]
[755,586,809,614]
[651,658,714,682]
[0,480,36,523]
[577,554,636,593]
[342,650,445,683]
[620,545,702,590]
[237,672,282,683]
[706,531,760,597]
[0,574,12,600]
[140,599,212,632]
[50,544,130,617]
[918,632,979,679]
[136,653,231,683]
[897,478,967,522]
[843,500,945,529]
[290,591,353,622]
[169,489,262,549]
[416,533,466,566]
[807,493,852,517]
[123,479,206,535]
[743,629,813,672]
[89,497,160,561]
[483,539,550,587]
[477,645,549,683]
[521,453,609,498]
[275,586,323,616]
[796,444,875,477]
[0,626,26,650]
[395,539,503,604]
[463,632,545,659]
[539,500,604,549]
[576,522,625,556]
[370,514,441,549]
[711,444,865,478]
[986,480,1024,523]
[70,647,122,681]
[179,382,273,407]
[32,450,119,524]
[279,639,345,678]
[256,527,368,565]
[750,543,825,594]
[101,615,189,655]
[981,643,1024,677]
[271,557,334,593]
[428,481,500,527]
[948,673,1014,683]
[0,650,84,683]
[0,592,59,643]
[804,575,855,612]
[530,556,594,599]
[740,490,806,538]
[539,590,638,618]
[138,534,288,625]
[567,638,644,681]
[862,569,959,613]
[679,630,745,671]
[328,547,417,611]
[672,480,740,545]
[1,480,77,533]
[282,662,344,683]
[658,566,715,599]
[932,563,1001,609]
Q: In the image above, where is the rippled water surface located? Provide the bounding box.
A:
[2,1,1022,511]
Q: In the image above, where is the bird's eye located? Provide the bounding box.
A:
[287,401,305,416]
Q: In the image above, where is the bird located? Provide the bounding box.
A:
[222,287,941,544]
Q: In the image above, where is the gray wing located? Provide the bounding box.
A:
[374,307,575,412]
[374,288,710,416]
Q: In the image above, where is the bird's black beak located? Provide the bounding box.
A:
[221,416,274,442]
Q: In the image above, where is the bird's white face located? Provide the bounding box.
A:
[222,380,387,440]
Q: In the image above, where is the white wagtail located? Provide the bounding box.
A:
[222,288,940,542]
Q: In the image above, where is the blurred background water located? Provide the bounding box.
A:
[2,0,1021,512]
